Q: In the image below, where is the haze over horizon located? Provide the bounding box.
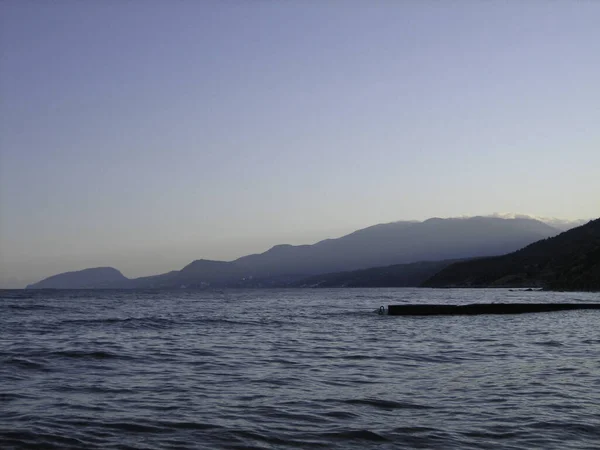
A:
[1,1,599,287]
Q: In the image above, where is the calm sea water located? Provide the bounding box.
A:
[2,288,600,449]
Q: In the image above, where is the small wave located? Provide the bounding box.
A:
[230,429,294,447]
[61,317,125,325]
[57,386,136,395]
[2,356,49,371]
[188,348,219,357]
[158,421,223,431]
[342,398,432,410]
[248,406,326,425]
[267,357,307,366]
[533,340,564,347]
[250,376,302,387]
[527,420,600,437]
[5,303,59,311]
[555,366,578,373]
[392,426,438,433]
[51,350,127,360]
[0,430,88,448]
[103,422,166,433]
[463,429,520,439]
[397,352,459,364]
[0,392,37,403]
[319,429,388,442]
[58,316,179,331]
[341,354,377,361]
[322,410,359,419]
[199,317,291,327]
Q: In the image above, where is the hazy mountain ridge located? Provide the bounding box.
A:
[25,216,563,289]
[232,217,558,277]
[422,218,600,291]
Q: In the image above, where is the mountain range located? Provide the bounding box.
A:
[289,259,460,288]
[423,218,600,291]
[27,216,563,289]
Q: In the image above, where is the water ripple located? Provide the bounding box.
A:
[2,288,600,449]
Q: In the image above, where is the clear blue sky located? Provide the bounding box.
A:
[1,1,599,286]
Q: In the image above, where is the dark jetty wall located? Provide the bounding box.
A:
[387,303,600,316]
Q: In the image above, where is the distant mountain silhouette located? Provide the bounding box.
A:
[26,267,128,289]
[422,218,600,291]
[26,216,561,289]
[127,260,251,289]
[290,259,460,288]
[232,217,559,277]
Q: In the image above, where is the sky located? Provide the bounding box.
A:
[1,1,599,287]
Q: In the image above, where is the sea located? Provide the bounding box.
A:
[1,288,600,449]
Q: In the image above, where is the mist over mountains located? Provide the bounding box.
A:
[27,216,564,289]
[483,213,587,231]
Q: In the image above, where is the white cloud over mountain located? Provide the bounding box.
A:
[485,213,588,231]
